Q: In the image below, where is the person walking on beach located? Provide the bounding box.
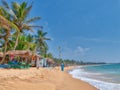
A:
[61,63,64,71]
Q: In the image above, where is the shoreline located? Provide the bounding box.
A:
[0,66,97,90]
[71,64,120,90]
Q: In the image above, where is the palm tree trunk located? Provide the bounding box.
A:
[0,39,8,64]
[44,48,47,58]
[13,33,19,50]
[0,30,10,64]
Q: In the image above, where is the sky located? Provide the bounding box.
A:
[7,0,120,63]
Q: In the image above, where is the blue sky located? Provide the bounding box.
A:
[8,0,120,63]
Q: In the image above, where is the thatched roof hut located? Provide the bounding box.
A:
[46,58,55,64]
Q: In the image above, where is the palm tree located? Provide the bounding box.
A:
[0,28,10,64]
[14,34,28,50]
[1,0,41,50]
[26,34,36,51]
[15,33,36,51]
[35,30,50,57]
[46,52,53,59]
[0,11,19,64]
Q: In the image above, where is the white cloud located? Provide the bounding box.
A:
[75,46,90,54]
[60,46,90,60]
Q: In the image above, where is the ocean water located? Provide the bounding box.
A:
[69,64,120,90]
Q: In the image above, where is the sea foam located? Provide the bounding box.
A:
[69,68,120,90]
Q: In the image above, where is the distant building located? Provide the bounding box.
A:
[39,58,47,67]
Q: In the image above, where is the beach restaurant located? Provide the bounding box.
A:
[0,51,54,68]
[0,50,41,68]
[6,50,43,64]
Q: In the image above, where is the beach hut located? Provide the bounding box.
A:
[6,50,33,63]
[31,54,42,67]
[39,58,55,67]
[46,58,55,67]
[6,50,36,69]
[39,58,47,67]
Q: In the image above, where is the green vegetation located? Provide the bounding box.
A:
[53,58,106,66]
[0,0,50,64]
[35,30,51,57]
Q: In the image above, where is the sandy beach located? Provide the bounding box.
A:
[0,67,97,90]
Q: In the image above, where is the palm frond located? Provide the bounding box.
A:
[1,0,17,19]
[28,25,42,28]
[22,24,34,32]
[9,9,17,19]
[1,0,9,9]
[0,7,5,15]
[43,32,48,36]
[43,37,51,40]
[26,17,41,23]
[12,2,20,10]
[23,3,32,18]
[18,2,27,19]
[21,2,27,9]
[0,14,20,35]
[1,1,17,20]
[0,15,11,30]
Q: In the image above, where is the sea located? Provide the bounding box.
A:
[69,64,120,90]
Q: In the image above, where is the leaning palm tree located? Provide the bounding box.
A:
[0,4,20,63]
[1,0,41,50]
[0,14,19,64]
[35,30,50,57]
[0,28,10,64]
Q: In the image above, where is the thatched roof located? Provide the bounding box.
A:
[33,54,42,59]
[6,50,32,57]
[46,58,55,64]
[6,50,42,59]
[0,50,42,59]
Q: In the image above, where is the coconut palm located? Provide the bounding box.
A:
[0,9,11,55]
[35,30,50,57]
[26,34,37,51]
[15,33,36,51]
[46,52,53,59]
[1,0,41,50]
[0,9,19,63]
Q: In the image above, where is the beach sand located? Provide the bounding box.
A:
[0,67,97,90]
